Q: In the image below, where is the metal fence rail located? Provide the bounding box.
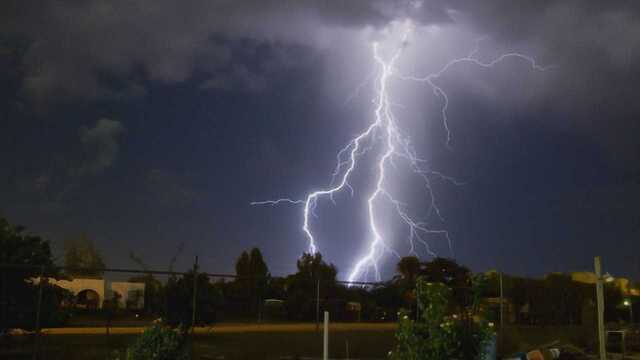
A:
[3,263,637,359]
[1,261,387,359]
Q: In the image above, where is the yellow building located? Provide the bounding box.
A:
[570,272,639,297]
[33,277,145,309]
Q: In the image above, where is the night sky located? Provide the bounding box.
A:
[1,1,639,281]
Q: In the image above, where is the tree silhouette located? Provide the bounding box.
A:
[285,252,337,320]
[0,217,69,331]
[396,256,420,284]
[64,233,105,277]
[235,251,250,278]
[249,248,269,279]
[233,248,270,316]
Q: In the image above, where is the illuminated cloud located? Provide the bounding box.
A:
[78,118,126,174]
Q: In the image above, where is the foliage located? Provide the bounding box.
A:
[235,251,250,277]
[389,277,494,360]
[64,233,106,277]
[284,252,338,320]
[264,276,287,300]
[369,282,405,320]
[102,291,122,323]
[420,258,471,287]
[396,256,421,284]
[0,217,70,331]
[421,258,472,311]
[603,283,624,322]
[165,270,222,327]
[126,325,189,360]
[234,248,270,315]
[484,272,626,325]
[0,217,56,271]
[291,252,337,286]
[129,274,164,315]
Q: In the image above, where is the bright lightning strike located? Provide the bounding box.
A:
[251,21,549,284]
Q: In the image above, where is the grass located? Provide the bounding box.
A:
[3,328,397,359]
[498,325,596,355]
[195,330,396,359]
[3,323,603,359]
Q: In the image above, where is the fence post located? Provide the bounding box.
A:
[498,271,504,354]
[416,281,420,321]
[32,265,45,360]
[323,311,329,360]
[105,276,112,360]
[2,268,6,339]
[191,256,199,332]
[595,256,607,360]
[345,339,349,360]
[316,278,320,332]
[499,271,504,329]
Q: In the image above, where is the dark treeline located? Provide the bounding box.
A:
[0,218,70,331]
[151,251,374,325]
[151,254,636,327]
[483,271,628,326]
[1,216,638,331]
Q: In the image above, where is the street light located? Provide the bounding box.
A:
[623,300,633,324]
[603,273,615,283]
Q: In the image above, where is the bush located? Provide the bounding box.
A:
[389,277,494,360]
[126,325,189,360]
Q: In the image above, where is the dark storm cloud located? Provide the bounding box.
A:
[0,117,125,219]
[4,1,639,155]
[2,1,640,277]
[443,1,640,161]
[1,0,436,104]
[145,169,197,208]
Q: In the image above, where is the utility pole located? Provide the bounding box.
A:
[595,256,607,360]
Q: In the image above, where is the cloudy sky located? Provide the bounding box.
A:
[1,1,639,281]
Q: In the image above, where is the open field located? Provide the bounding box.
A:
[4,323,628,359]
[3,323,398,360]
[39,322,397,335]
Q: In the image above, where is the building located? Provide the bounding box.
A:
[34,277,145,310]
[570,272,639,297]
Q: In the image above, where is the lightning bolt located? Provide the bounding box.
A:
[251,21,549,284]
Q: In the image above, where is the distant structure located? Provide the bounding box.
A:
[570,272,640,296]
[35,277,145,310]
[482,270,640,325]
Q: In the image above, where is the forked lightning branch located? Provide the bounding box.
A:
[252,21,549,284]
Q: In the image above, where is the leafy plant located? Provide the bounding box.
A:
[389,277,494,360]
[126,325,189,360]
[0,217,71,331]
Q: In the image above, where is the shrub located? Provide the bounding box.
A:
[389,277,494,360]
[126,325,189,360]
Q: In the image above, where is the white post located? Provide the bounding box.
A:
[595,256,606,360]
[323,311,329,360]
[345,340,349,360]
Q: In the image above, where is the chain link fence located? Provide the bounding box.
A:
[2,262,638,359]
[0,261,399,359]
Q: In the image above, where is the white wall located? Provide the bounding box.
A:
[33,277,145,309]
